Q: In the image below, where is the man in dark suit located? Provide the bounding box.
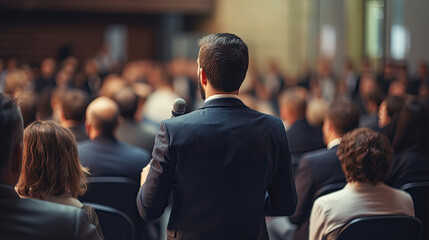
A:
[0,94,101,240]
[113,86,154,153]
[137,33,297,240]
[59,89,90,142]
[279,88,324,170]
[289,100,360,240]
[78,97,151,182]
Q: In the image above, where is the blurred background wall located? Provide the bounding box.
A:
[0,0,428,76]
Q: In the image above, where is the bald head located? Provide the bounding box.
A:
[86,97,120,138]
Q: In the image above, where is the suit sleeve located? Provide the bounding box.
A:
[137,121,176,220]
[289,156,313,224]
[75,209,103,240]
[265,122,297,216]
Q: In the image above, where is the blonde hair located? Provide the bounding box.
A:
[17,121,89,199]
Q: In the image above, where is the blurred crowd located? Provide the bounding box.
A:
[1,47,428,143]
[1,44,429,240]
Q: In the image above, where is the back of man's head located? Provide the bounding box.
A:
[0,94,23,178]
[279,88,307,124]
[198,33,249,92]
[113,87,138,119]
[86,97,120,138]
[327,100,360,136]
[62,89,90,122]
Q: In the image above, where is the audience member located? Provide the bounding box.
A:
[16,91,38,127]
[309,128,414,240]
[288,99,360,240]
[378,96,405,142]
[306,98,328,129]
[279,88,324,169]
[98,74,126,98]
[0,94,102,240]
[59,89,90,142]
[358,79,384,131]
[142,63,179,124]
[385,97,429,187]
[79,97,150,182]
[16,121,104,238]
[34,58,56,93]
[113,86,154,152]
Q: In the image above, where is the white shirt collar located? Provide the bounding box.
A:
[327,138,341,150]
[205,94,240,102]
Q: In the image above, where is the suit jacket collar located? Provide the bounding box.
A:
[200,97,247,109]
[0,183,19,199]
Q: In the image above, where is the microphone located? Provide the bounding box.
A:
[171,98,187,118]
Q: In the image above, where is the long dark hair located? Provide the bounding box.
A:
[392,97,429,155]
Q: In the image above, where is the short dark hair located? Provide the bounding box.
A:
[338,128,393,184]
[327,100,360,135]
[0,94,23,171]
[62,89,90,122]
[392,97,429,154]
[113,87,138,119]
[198,33,249,92]
[385,96,404,118]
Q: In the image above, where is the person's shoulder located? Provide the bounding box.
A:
[380,183,413,200]
[18,197,84,219]
[301,147,330,162]
[118,141,151,158]
[314,186,347,208]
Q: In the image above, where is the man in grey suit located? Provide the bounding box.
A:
[137,33,297,240]
[0,93,102,240]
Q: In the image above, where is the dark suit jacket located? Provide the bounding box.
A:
[385,151,429,188]
[69,124,89,142]
[116,118,155,154]
[286,119,324,168]
[0,184,102,240]
[78,136,151,182]
[289,145,346,240]
[137,98,297,240]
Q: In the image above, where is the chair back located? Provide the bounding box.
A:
[337,215,422,240]
[84,202,136,240]
[313,182,346,201]
[401,182,429,240]
[79,177,151,239]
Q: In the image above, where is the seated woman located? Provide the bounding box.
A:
[16,121,104,239]
[384,97,429,187]
[309,128,414,240]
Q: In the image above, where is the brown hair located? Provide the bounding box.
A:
[337,128,393,184]
[16,121,88,199]
[327,100,360,135]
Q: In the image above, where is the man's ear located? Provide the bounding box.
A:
[200,68,208,86]
[85,119,91,135]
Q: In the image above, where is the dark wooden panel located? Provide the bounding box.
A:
[0,0,213,15]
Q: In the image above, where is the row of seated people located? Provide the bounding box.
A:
[2,81,429,239]
[268,88,429,239]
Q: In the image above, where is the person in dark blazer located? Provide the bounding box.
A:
[385,97,429,188]
[279,88,324,170]
[113,86,154,153]
[137,33,297,240]
[0,94,102,240]
[59,89,90,142]
[78,97,151,182]
[289,100,360,240]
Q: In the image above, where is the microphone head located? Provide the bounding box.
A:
[171,98,186,117]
